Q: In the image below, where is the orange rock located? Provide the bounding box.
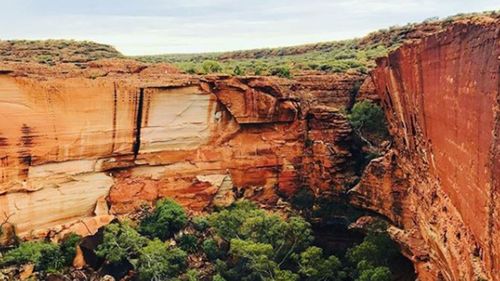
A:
[359,18,500,281]
[72,245,86,269]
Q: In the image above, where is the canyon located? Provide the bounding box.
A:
[0,17,498,281]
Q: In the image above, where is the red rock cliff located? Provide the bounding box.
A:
[351,18,499,281]
[0,63,361,240]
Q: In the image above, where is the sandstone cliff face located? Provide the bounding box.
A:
[0,66,360,240]
[351,18,499,281]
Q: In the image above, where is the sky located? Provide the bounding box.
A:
[0,0,497,55]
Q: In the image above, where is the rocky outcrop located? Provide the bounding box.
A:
[351,18,499,281]
[0,40,122,64]
[1,18,497,281]
[0,64,361,240]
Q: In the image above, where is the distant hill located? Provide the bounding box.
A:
[0,11,497,76]
[135,11,499,76]
[0,39,122,64]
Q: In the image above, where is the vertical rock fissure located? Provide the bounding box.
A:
[133,88,144,159]
[110,82,118,154]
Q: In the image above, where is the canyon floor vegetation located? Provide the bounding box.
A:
[0,199,403,281]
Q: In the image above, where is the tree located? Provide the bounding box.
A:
[298,246,345,281]
[95,223,148,264]
[139,198,188,240]
[346,233,398,267]
[208,201,317,281]
[208,200,263,240]
[347,101,389,144]
[356,263,391,281]
[209,201,313,265]
[136,239,187,281]
[274,269,299,281]
[229,239,277,281]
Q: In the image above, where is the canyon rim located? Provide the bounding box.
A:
[0,6,498,281]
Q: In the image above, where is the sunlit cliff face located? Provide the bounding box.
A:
[0,16,498,281]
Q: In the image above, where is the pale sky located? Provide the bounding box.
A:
[0,0,497,55]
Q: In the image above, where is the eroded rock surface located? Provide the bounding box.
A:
[0,18,498,281]
[351,18,499,281]
[0,65,361,240]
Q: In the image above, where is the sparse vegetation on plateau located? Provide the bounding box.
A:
[134,11,498,77]
[0,39,122,64]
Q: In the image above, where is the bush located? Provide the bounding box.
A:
[136,239,187,281]
[233,65,244,76]
[202,60,223,73]
[139,198,188,240]
[270,66,291,78]
[184,269,201,281]
[60,233,81,265]
[192,216,210,232]
[202,238,221,261]
[0,241,65,272]
[178,234,198,253]
[213,274,227,281]
[37,245,66,273]
[95,223,148,264]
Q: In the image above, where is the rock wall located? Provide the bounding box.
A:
[351,19,499,281]
[0,68,360,240]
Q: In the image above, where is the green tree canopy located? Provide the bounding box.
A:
[136,239,187,281]
[139,198,188,240]
[95,223,148,263]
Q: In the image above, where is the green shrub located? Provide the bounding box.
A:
[0,241,65,272]
[184,269,201,281]
[37,245,66,273]
[233,65,244,76]
[202,60,223,73]
[178,234,198,253]
[60,233,81,265]
[270,66,291,78]
[213,274,227,281]
[139,198,188,240]
[202,238,220,261]
[95,223,148,264]
[192,216,210,232]
[136,239,187,281]
[228,239,275,280]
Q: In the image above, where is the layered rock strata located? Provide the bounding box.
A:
[351,18,499,281]
[0,66,360,240]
